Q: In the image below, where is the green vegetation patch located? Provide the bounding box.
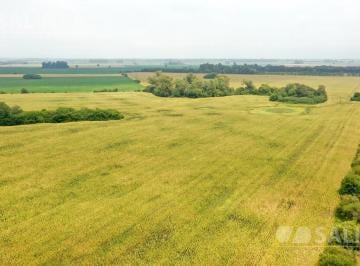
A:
[144,73,327,104]
[269,84,327,104]
[144,72,233,98]
[318,144,360,264]
[319,246,356,266]
[351,92,360,101]
[0,102,123,126]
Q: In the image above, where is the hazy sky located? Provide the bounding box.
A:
[1,0,359,59]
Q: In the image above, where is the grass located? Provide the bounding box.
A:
[0,76,143,93]
[0,74,359,265]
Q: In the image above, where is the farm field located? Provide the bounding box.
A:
[0,76,143,93]
[0,74,359,265]
[0,65,192,75]
[0,66,147,74]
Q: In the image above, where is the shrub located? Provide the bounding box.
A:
[258,84,276,96]
[235,80,257,95]
[351,145,360,174]
[203,73,218,79]
[329,221,360,249]
[351,92,360,101]
[234,82,276,96]
[336,195,360,222]
[20,88,30,94]
[339,173,360,195]
[22,74,42,80]
[269,83,327,104]
[318,246,356,266]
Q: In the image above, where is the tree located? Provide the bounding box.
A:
[0,102,11,119]
[42,61,69,69]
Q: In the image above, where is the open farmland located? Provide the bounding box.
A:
[0,76,143,93]
[0,65,191,75]
[0,74,359,265]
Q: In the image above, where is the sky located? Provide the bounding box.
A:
[0,0,359,59]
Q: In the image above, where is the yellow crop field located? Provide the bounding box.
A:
[0,74,359,265]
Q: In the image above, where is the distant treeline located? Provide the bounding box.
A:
[0,102,123,126]
[141,63,360,76]
[144,73,327,104]
[42,61,69,69]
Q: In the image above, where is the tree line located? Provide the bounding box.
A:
[144,73,328,104]
[318,144,360,265]
[0,102,123,126]
[140,63,360,76]
[42,61,69,69]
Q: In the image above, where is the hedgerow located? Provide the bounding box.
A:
[318,145,360,264]
[336,195,360,222]
[339,173,360,195]
[0,102,123,126]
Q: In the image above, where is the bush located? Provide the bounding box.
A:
[336,196,360,222]
[20,88,30,94]
[0,102,123,126]
[351,92,360,101]
[319,246,356,266]
[269,83,327,104]
[235,80,257,95]
[203,73,218,79]
[234,82,276,96]
[22,74,42,80]
[258,84,276,95]
[329,221,360,249]
[339,173,360,195]
[351,145,360,174]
